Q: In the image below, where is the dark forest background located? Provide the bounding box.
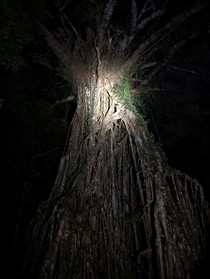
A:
[0,0,210,276]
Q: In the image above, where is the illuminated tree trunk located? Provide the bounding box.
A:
[20,1,210,278]
[20,65,209,279]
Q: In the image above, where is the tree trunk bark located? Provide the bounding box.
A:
[20,67,210,279]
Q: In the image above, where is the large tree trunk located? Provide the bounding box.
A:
[20,63,210,278]
[18,1,210,278]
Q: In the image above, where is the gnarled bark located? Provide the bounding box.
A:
[19,1,210,278]
[20,68,210,278]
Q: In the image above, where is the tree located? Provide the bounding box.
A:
[17,0,210,278]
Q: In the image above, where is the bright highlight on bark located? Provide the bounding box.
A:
[20,1,210,278]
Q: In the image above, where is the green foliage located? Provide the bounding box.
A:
[114,74,155,143]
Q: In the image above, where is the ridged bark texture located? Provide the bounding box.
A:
[20,73,210,279]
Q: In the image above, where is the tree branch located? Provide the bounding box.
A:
[51,96,75,108]
[101,0,118,34]
[170,65,210,83]
[140,33,199,84]
[122,2,205,72]
[60,0,72,11]
[38,23,67,61]
[137,9,166,31]
[137,0,152,21]
[121,2,165,51]
[131,0,137,32]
